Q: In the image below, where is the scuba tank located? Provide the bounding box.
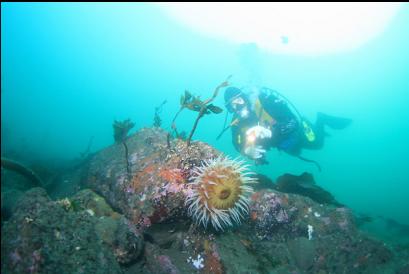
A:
[217,86,321,171]
[260,87,315,144]
[302,119,316,142]
[218,86,316,143]
[259,87,322,171]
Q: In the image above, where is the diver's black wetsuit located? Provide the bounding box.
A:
[230,90,302,157]
[230,89,351,159]
[231,112,257,154]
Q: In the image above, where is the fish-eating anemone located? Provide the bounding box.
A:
[185,156,257,231]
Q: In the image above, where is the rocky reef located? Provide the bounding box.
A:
[1,188,143,273]
[2,127,408,274]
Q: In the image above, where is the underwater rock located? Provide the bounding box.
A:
[250,173,275,191]
[142,221,261,274]
[1,188,121,273]
[249,189,357,240]
[84,127,222,231]
[287,237,316,270]
[249,190,293,240]
[1,159,88,224]
[70,189,144,265]
[142,192,340,273]
[144,242,181,274]
[37,126,406,273]
[214,231,260,274]
[0,187,144,273]
[1,164,46,222]
[245,188,401,273]
[397,264,409,274]
[274,172,343,206]
[1,157,44,188]
[1,187,24,223]
[70,189,121,218]
[96,216,143,265]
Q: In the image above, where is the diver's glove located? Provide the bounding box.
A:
[244,145,266,159]
[245,125,272,142]
[244,125,271,159]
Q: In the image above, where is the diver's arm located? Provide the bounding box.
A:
[243,125,272,159]
[231,125,245,153]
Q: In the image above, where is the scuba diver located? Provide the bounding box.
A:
[219,86,352,170]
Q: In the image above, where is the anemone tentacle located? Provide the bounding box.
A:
[185,155,256,231]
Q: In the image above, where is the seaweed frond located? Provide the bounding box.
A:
[172,76,231,146]
[112,119,135,180]
[113,119,135,144]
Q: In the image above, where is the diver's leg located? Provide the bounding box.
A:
[304,112,352,149]
[316,112,352,129]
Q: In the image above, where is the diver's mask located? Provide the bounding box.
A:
[230,97,249,118]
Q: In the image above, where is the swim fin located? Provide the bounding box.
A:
[317,112,352,129]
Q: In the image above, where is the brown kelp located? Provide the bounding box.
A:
[153,100,167,127]
[172,76,230,146]
[79,136,94,159]
[1,157,44,187]
[113,119,135,179]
